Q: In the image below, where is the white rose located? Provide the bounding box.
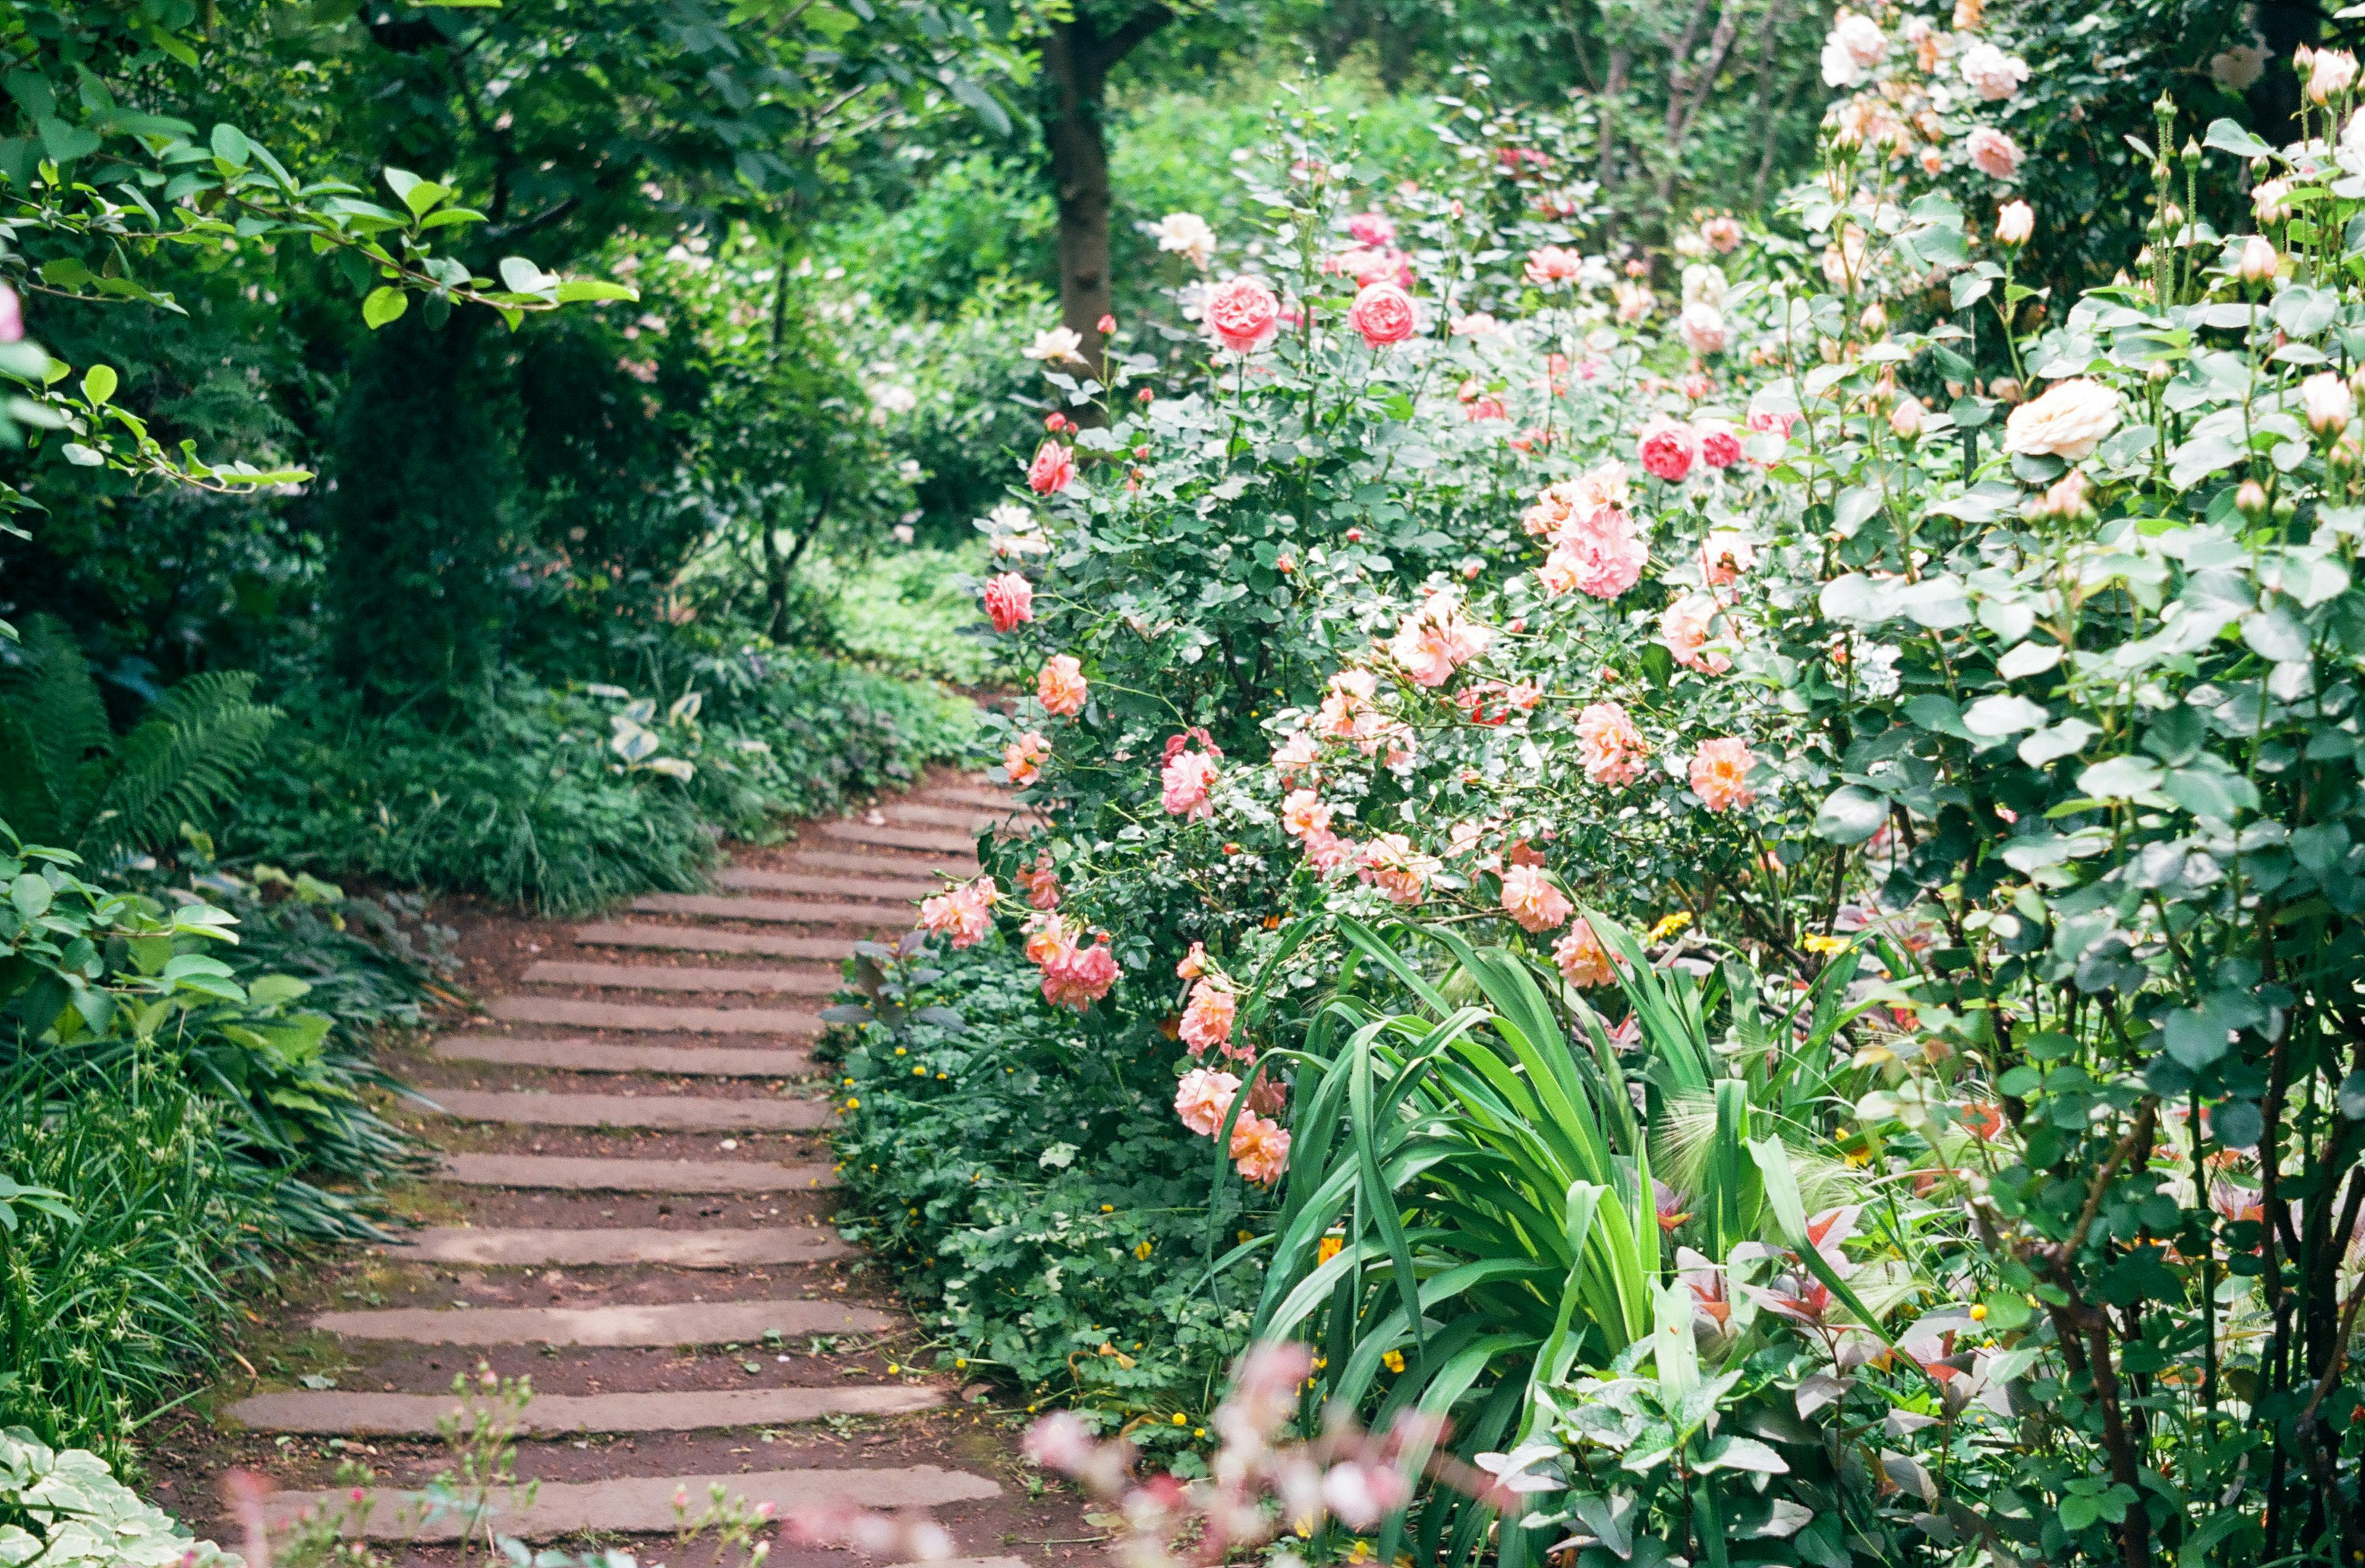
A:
[1957,41,2030,102]
[1833,12,1886,67]
[1150,212,1218,270]
[1677,303,1729,355]
[1023,326,1084,363]
[2002,378,2122,460]
[2301,371,2355,434]
[1822,37,1867,87]
[1681,262,1728,308]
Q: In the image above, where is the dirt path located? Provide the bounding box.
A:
[153,770,1092,1567]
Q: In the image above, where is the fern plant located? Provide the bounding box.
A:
[0,616,278,866]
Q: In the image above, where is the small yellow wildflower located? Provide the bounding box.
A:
[913,1065,927,1076]
[887,1362,902,1374]
[1317,1235,1344,1264]
[1171,1412,1188,1426]
[1381,1349,1406,1373]
[1102,1204,1115,1213]
[1802,932,1850,955]
[1969,1304,1988,1322]
[1239,1229,1255,1244]
[894,1046,907,1056]
[1648,910,1693,943]
[1134,1240,1154,1261]
[846,1098,861,1110]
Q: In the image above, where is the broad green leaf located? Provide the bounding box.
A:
[362,286,409,329]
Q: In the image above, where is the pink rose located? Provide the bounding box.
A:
[1161,748,1220,820]
[918,876,998,948]
[1003,729,1049,786]
[1347,282,1418,348]
[1638,419,1697,482]
[1303,826,1356,873]
[1500,863,1574,934]
[1386,591,1490,687]
[1575,701,1649,786]
[1697,530,1755,584]
[1694,421,1742,469]
[1273,732,1320,780]
[1037,654,1088,717]
[1016,855,1061,911]
[1281,788,1332,838]
[982,572,1035,632]
[1206,275,1281,353]
[1660,593,1733,674]
[1359,833,1435,907]
[1540,507,1647,600]
[1965,126,2021,179]
[1027,442,1075,494]
[1689,737,1760,813]
[1176,941,1208,979]
[0,284,20,344]
[1175,1067,1242,1136]
[1524,245,1585,284]
[1179,976,1239,1057]
[1347,210,1397,246]
[1229,1112,1292,1186]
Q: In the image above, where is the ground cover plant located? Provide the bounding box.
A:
[868,13,2365,1564]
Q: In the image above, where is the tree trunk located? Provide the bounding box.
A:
[1039,6,1173,376]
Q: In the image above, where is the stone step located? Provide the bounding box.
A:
[631,894,907,927]
[523,960,840,996]
[714,867,936,900]
[421,1090,831,1133]
[439,1155,835,1194]
[386,1226,849,1267]
[775,847,979,878]
[918,785,1021,810]
[225,1384,938,1437]
[817,820,982,855]
[312,1298,892,1348]
[485,996,823,1034]
[433,1035,815,1078]
[266,1466,998,1542]
[880,804,1005,831]
[573,923,858,962]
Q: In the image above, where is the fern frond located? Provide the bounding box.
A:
[81,670,280,863]
[0,701,64,844]
[0,615,113,836]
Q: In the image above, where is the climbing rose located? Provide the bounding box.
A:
[1690,738,1759,813]
[982,573,1034,632]
[918,876,997,948]
[1273,732,1320,780]
[1016,855,1061,911]
[1359,834,1435,906]
[1205,275,1281,353]
[1037,655,1088,717]
[1575,701,1649,786]
[1638,419,1697,482]
[1041,938,1120,1010]
[1386,591,1490,687]
[1348,282,1417,347]
[1003,729,1050,786]
[1229,1112,1292,1186]
[1317,669,1385,745]
[1179,976,1238,1056]
[2003,378,2120,459]
[1161,749,1220,820]
[1541,507,1647,600]
[1027,441,1075,494]
[1280,788,1332,839]
[1965,126,2021,179]
[1500,864,1574,934]
[1174,1068,1242,1136]
[1554,919,1619,988]
[1660,594,1732,674]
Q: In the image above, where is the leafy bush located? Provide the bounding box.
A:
[0,1427,236,1567]
[809,543,1021,687]
[228,650,981,914]
[829,937,1260,1449]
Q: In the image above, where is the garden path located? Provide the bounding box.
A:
[203,772,1085,1567]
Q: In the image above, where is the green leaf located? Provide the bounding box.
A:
[208,122,252,168]
[34,115,101,163]
[2202,118,2274,160]
[79,364,116,406]
[554,279,637,304]
[361,286,409,329]
[1813,785,1889,845]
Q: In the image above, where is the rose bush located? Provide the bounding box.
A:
[862,46,2365,1568]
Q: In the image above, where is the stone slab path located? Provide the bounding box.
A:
[189,770,1093,1566]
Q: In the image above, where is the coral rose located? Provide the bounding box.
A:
[1229,1112,1292,1186]
[1575,701,1649,786]
[1027,441,1075,494]
[1694,421,1742,469]
[1689,737,1760,813]
[1500,863,1574,934]
[1016,855,1061,911]
[1280,788,1332,839]
[1041,937,1120,1010]
[1179,976,1238,1057]
[1174,1068,1242,1136]
[1348,282,1418,347]
[2002,378,2120,459]
[1359,833,1435,907]
[918,876,998,949]
[1037,654,1089,717]
[1003,729,1049,786]
[1205,275,1281,353]
[982,572,1034,632]
[1554,919,1619,988]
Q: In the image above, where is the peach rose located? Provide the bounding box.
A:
[1689,737,1760,813]
[1660,593,1733,674]
[1229,1112,1293,1185]
[1003,729,1050,786]
[1175,1067,1242,1136]
[1037,654,1089,717]
[1965,126,2021,179]
[1500,863,1574,934]
[1553,919,1619,988]
[1575,700,1649,786]
[1179,976,1239,1056]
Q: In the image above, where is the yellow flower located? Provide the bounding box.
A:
[1317,1235,1344,1264]
[1381,1349,1405,1373]
[1102,1204,1115,1213]
[845,1098,861,1110]
[894,1046,907,1056]
[1238,1229,1255,1245]
[1648,910,1693,942]
[955,1357,969,1368]
[1969,1304,1988,1322]
[887,1362,901,1374]
[1802,932,1850,955]
[1134,1240,1154,1261]
[913,1065,927,1076]
[1171,1411,1189,1426]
